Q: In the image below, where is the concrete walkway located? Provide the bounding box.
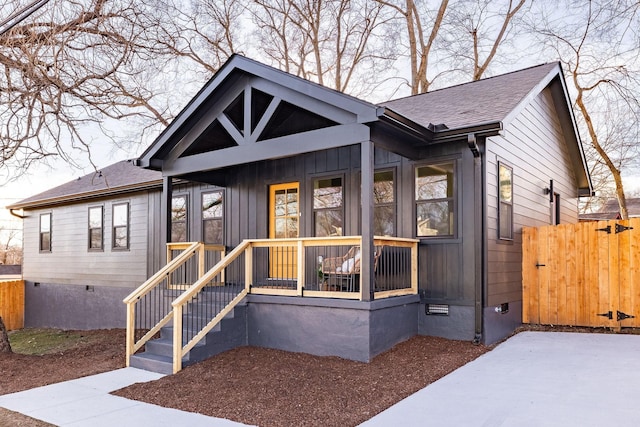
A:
[361,331,640,426]
[0,367,251,426]
[2,332,640,426]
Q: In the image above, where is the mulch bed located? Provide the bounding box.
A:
[113,336,488,426]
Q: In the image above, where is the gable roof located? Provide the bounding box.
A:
[598,198,640,217]
[137,54,388,170]
[0,265,21,275]
[137,55,590,195]
[383,63,559,130]
[7,159,162,210]
[384,62,591,195]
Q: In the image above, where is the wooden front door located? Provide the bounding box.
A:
[269,182,299,279]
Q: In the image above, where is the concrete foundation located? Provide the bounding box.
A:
[24,281,131,330]
[247,294,419,362]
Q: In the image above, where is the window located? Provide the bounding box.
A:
[171,195,188,242]
[498,163,513,240]
[39,213,51,252]
[88,206,104,250]
[374,170,395,236]
[415,163,455,237]
[202,191,224,244]
[112,203,129,249]
[313,177,343,237]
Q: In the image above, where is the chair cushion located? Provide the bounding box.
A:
[340,258,355,274]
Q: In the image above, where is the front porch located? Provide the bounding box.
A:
[124,236,418,373]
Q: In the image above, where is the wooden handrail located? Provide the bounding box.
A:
[172,240,251,307]
[123,241,201,304]
[171,240,252,373]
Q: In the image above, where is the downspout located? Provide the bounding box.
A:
[9,208,25,219]
[468,134,484,345]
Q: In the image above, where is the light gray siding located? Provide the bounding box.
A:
[22,191,155,288]
[485,87,580,308]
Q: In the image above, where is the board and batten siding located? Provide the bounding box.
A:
[22,191,154,288]
[485,87,580,307]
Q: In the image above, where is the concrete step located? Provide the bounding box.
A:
[129,352,177,375]
[133,303,248,374]
[145,335,205,358]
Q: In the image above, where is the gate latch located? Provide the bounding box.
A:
[617,310,635,321]
[597,311,613,320]
[615,224,634,234]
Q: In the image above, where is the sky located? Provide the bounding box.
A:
[0,141,141,244]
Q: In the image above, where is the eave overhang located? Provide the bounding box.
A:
[6,180,164,211]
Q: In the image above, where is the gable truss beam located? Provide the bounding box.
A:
[164,123,370,176]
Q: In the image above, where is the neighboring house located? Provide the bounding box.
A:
[0,265,21,279]
[9,55,592,366]
[579,198,640,222]
[579,212,621,222]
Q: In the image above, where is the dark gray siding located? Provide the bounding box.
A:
[485,87,580,309]
[182,143,481,341]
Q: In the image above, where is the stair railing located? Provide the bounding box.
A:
[123,241,202,367]
[171,240,252,373]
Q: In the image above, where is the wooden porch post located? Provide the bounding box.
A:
[162,176,173,251]
[361,140,374,301]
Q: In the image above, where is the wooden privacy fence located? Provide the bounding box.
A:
[0,279,24,331]
[523,218,640,329]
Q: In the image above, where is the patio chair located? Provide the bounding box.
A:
[321,246,382,292]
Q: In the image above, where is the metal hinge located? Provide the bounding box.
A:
[596,225,611,234]
[597,311,613,320]
[615,224,634,234]
[617,310,635,321]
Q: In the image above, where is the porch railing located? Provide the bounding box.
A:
[247,236,419,299]
[122,242,225,367]
[125,236,418,373]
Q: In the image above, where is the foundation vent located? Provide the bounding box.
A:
[426,304,449,316]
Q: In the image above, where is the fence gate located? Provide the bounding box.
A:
[523,218,640,329]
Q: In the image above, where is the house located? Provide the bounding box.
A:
[0,265,21,278]
[9,55,592,372]
[579,197,640,221]
[6,160,166,329]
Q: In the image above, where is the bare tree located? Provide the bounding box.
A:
[250,0,399,98]
[0,227,22,265]
[0,316,11,353]
[140,0,246,76]
[0,0,183,179]
[530,0,640,217]
[376,0,449,95]
[443,0,529,81]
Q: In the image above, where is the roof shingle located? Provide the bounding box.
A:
[382,63,559,130]
[7,159,162,209]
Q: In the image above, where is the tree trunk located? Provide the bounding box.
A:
[0,316,12,353]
